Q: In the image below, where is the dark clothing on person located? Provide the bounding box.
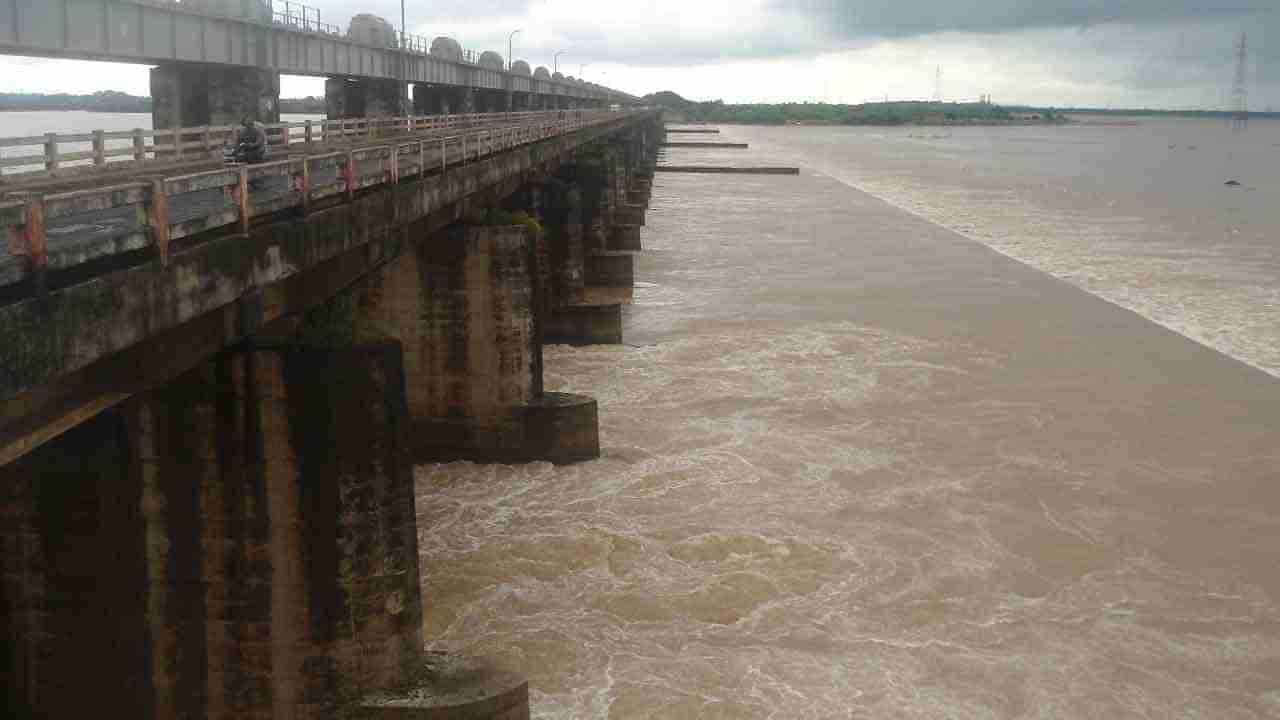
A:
[234,125,268,163]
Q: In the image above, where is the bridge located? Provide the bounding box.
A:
[0,7,662,709]
[0,0,639,133]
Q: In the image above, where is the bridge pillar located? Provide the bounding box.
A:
[325,77,406,120]
[519,179,623,345]
[413,84,461,116]
[151,63,280,130]
[1,339,424,719]
[357,223,600,463]
[576,147,641,297]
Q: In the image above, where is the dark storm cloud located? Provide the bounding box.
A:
[775,0,1273,38]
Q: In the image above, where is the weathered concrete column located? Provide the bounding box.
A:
[1,410,148,718]
[528,179,624,345]
[358,223,600,463]
[413,84,450,116]
[151,63,280,130]
[576,151,612,253]
[1,338,424,719]
[326,77,406,119]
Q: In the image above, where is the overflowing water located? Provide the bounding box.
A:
[725,119,1280,378]
[416,118,1280,718]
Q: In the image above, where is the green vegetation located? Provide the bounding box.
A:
[645,91,1069,126]
[479,208,543,235]
[0,91,152,113]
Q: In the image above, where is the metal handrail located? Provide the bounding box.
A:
[2,109,637,284]
[271,1,340,35]
[0,110,601,179]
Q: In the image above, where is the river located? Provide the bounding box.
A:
[416,118,1280,718]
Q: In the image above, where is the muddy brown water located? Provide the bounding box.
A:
[416,122,1280,718]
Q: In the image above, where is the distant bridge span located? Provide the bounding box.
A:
[0,0,637,104]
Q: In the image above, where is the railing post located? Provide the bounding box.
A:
[92,130,106,166]
[440,138,446,174]
[43,133,59,172]
[14,193,47,271]
[344,150,356,201]
[301,157,312,214]
[388,144,400,183]
[145,179,170,265]
[305,120,314,145]
[236,167,250,234]
[133,128,146,163]
[418,141,425,178]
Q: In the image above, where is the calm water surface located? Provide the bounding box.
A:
[416,118,1280,719]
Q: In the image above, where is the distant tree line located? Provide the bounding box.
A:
[0,91,152,113]
[0,92,327,115]
[644,91,1070,126]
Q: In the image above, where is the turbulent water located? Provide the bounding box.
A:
[415,119,1280,719]
[412,118,1280,719]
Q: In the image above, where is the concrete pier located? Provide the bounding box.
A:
[533,178,625,345]
[585,251,636,290]
[609,223,643,251]
[1,340,423,719]
[327,77,406,119]
[359,223,600,463]
[151,63,280,129]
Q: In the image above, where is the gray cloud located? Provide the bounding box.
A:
[775,0,1273,39]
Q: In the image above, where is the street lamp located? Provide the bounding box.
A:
[554,50,567,74]
[400,0,408,116]
[508,29,522,70]
[579,63,590,77]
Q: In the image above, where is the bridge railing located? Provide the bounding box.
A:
[2,109,636,287]
[0,111,599,181]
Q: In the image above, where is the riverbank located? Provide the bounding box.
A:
[414,128,1280,717]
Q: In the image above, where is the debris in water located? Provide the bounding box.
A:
[1224,180,1242,186]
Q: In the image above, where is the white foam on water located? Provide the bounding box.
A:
[735,124,1280,378]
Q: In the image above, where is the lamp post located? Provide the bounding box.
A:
[554,50,566,74]
[579,63,590,78]
[400,0,408,116]
[508,29,522,70]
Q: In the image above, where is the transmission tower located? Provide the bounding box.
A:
[1231,32,1248,130]
[933,66,942,103]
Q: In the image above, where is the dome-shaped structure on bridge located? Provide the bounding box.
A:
[533,66,551,80]
[430,36,463,62]
[510,60,532,76]
[552,72,565,81]
[348,14,396,47]
[478,51,504,71]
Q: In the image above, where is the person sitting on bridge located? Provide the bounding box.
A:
[233,117,269,164]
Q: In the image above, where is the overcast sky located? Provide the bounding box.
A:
[0,0,1275,109]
